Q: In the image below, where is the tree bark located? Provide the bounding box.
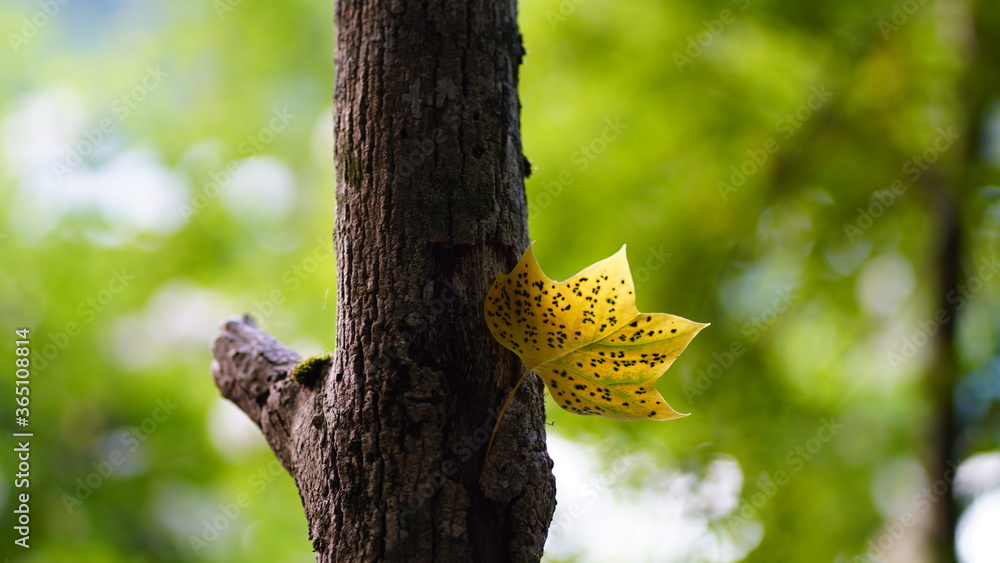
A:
[211,0,555,561]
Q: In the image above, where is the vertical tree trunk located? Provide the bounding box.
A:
[212,0,556,561]
[926,185,960,563]
[923,6,1000,561]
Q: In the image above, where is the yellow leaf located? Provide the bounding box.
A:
[484,244,708,421]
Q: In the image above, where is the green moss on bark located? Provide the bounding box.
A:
[291,352,332,386]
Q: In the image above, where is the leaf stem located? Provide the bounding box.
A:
[482,366,532,475]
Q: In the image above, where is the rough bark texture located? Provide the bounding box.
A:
[211,0,556,561]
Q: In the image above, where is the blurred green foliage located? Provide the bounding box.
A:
[1,0,999,561]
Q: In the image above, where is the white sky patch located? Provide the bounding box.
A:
[111,282,233,372]
[1,86,89,174]
[2,88,189,244]
[92,150,189,233]
[870,457,927,520]
[207,398,268,461]
[221,156,296,224]
[11,148,189,244]
[543,433,759,562]
[958,490,1000,563]
[856,254,916,318]
[955,451,1000,563]
[955,452,1000,497]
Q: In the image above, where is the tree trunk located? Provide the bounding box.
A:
[210,0,556,561]
[922,6,1000,560]
[926,185,960,563]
